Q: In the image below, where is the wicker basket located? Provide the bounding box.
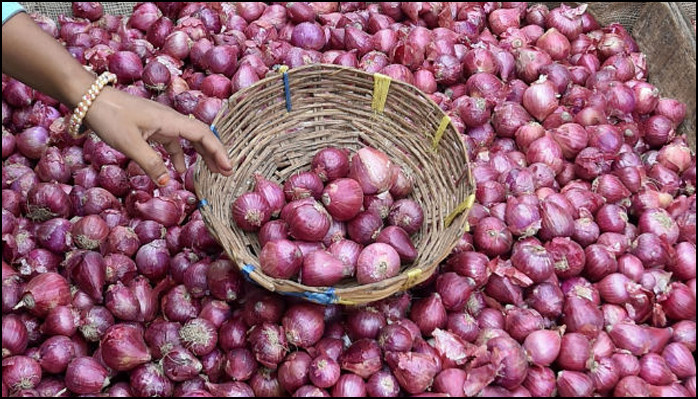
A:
[194,64,475,305]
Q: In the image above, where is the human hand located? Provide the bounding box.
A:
[84,87,233,185]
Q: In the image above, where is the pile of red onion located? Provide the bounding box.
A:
[234,146,421,286]
[2,2,696,397]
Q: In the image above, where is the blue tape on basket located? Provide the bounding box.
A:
[197,198,209,209]
[282,288,337,304]
[210,124,220,140]
[241,264,257,284]
[303,288,337,305]
[282,72,292,112]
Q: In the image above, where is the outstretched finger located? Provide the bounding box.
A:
[125,137,170,186]
[164,139,187,174]
[163,113,233,174]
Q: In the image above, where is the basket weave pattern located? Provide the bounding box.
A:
[194,64,474,305]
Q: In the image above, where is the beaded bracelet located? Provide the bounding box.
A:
[67,71,118,138]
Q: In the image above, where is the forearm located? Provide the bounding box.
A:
[1,12,94,108]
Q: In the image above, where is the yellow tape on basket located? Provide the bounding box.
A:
[432,114,451,150]
[402,268,423,290]
[445,193,475,228]
[335,298,357,306]
[371,73,392,114]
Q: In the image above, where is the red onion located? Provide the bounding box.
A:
[348,147,394,195]
[105,51,143,84]
[556,370,594,397]
[631,232,670,268]
[4,80,34,108]
[376,226,417,263]
[488,7,521,35]
[511,240,554,283]
[613,375,650,397]
[539,199,575,241]
[608,321,653,356]
[63,357,109,394]
[286,201,331,242]
[311,147,350,182]
[279,351,312,393]
[357,370,397,397]
[364,191,394,220]
[283,303,325,348]
[658,143,692,173]
[248,323,287,370]
[326,373,365,397]
[640,353,677,385]
[611,352,641,379]
[259,237,302,279]
[454,96,491,128]
[197,74,231,100]
[130,362,174,397]
[546,4,586,39]
[668,242,696,280]
[211,317,244,354]
[524,329,562,367]
[16,272,70,317]
[638,207,679,245]
[656,98,687,127]
[77,305,113,342]
[40,305,78,337]
[563,295,604,338]
[100,324,151,371]
[24,182,72,222]
[235,2,264,22]
[385,351,439,395]
[545,237,585,278]
[515,47,552,83]
[133,219,165,245]
[322,178,363,221]
[133,239,169,280]
[645,115,676,148]
[523,76,559,122]
[661,282,696,321]
[328,239,362,276]
[240,292,283,327]
[162,347,202,382]
[301,250,345,287]
[486,336,528,390]
[379,64,415,84]
[671,321,696,352]
[77,187,118,216]
[178,318,217,357]
[232,192,271,232]
[103,281,139,321]
[662,342,695,379]
[347,211,383,245]
[204,258,241,303]
[414,69,437,94]
[308,355,340,389]
[557,332,591,371]
[410,293,447,336]
[182,259,209,298]
[284,172,324,201]
[356,243,400,284]
[291,22,327,51]
[322,219,346,247]
[68,214,107,250]
[2,314,28,358]
[204,45,238,77]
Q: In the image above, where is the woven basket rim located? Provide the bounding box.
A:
[194,63,475,306]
